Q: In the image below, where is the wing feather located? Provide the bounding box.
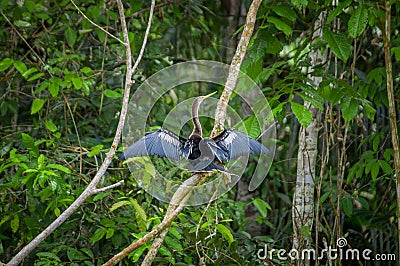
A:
[212,129,271,161]
[119,128,185,161]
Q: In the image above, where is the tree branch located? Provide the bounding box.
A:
[211,0,262,137]
[6,0,153,264]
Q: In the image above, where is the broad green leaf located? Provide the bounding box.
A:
[106,228,114,239]
[93,192,111,201]
[13,60,27,75]
[131,198,147,231]
[109,200,131,212]
[72,77,83,90]
[340,97,358,121]
[348,5,368,38]
[269,16,292,36]
[341,197,353,217]
[217,224,234,244]
[379,160,393,175]
[165,236,183,251]
[130,245,148,263]
[36,252,61,261]
[104,89,123,98]
[47,164,71,174]
[14,20,31,27]
[322,26,351,62]
[327,0,353,23]
[320,191,331,204]
[371,163,379,181]
[253,198,271,218]
[291,102,312,126]
[27,72,44,81]
[0,58,13,72]
[88,144,103,157]
[391,46,400,62]
[31,98,46,114]
[21,133,39,156]
[22,67,37,79]
[272,6,296,22]
[54,207,60,217]
[45,120,57,132]
[65,27,77,47]
[91,227,106,242]
[11,214,19,233]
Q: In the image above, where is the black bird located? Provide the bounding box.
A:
[119,92,271,172]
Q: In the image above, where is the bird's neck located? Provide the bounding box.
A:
[191,116,202,137]
[191,98,202,138]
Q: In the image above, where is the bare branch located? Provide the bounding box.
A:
[92,180,125,194]
[6,0,153,264]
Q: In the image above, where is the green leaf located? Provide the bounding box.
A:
[130,245,148,263]
[54,207,60,217]
[0,58,13,72]
[109,200,131,212]
[106,228,115,239]
[45,120,58,132]
[21,133,39,156]
[22,67,37,79]
[379,160,393,175]
[131,198,147,231]
[88,144,103,157]
[27,72,44,81]
[268,16,292,36]
[371,163,379,181]
[391,46,400,62]
[91,227,106,242]
[14,20,31,27]
[11,214,19,233]
[327,0,353,23]
[272,6,296,22]
[291,102,312,126]
[72,77,83,90]
[348,5,368,38]
[104,89,123,98]
[253,198,271,218]
[93,192,111,201]
[47,164,71,174]
[341,197,353,217]
[217,224,234,244]
[65,27,77,47]
[165,236,183,251]
[13,60,27,75]
[31,98,46,114]
[322,26,351,62]
[340,97,358,121]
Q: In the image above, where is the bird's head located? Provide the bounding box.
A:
[194,91,217,106]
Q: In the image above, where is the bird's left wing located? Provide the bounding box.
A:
[212,129,272,161]
[119,128,186,161]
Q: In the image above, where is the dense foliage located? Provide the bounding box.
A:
[1,0,399,265]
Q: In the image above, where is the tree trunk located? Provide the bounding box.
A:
[292,11,326,266]
[382,1,400,262]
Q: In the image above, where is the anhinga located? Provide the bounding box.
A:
[119,92,271,172]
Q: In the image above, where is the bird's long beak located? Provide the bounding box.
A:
[203,91,217,99]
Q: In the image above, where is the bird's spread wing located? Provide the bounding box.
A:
[212,129,272,161]
[119,129,186,161]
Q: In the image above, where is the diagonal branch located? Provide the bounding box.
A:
[6,1,154,265]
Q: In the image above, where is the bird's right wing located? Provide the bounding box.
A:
[119,129,186,161]
[212,129,272,161]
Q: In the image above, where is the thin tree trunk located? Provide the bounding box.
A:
[292,11,326,266]
[382,1,400,263]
